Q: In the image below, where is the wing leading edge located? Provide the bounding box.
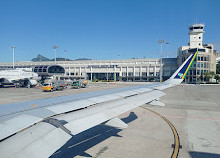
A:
[0,52,197,158]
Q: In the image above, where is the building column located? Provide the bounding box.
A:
[119,67,122,77]
[118,67,122,81]
[68,67,70,77]
[114,67,116,81]
[140,66,142,81]
[65,66,70,76]
[126,67,128,81]
[147,66,149,81]
[90,67,93,81]
[133,66,135,81]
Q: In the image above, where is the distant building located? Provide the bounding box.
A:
[177,24,219,83]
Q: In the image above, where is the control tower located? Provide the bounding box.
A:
[188,24,205,48]
[178,23,219,84]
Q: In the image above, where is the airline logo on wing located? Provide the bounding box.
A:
[174,52,198,80]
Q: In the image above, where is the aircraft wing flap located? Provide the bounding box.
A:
[45,99,96,114]
[114,90,138,97]
[54,90,165,135]
[0,122,71,158]
[104,117,128,128]
[0,114,42,141]
[132,87,152,93]
[87,94,121,103]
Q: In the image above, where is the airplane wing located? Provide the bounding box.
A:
[0,77,26,83]
[0,52,198,158]
[9,77,33,83]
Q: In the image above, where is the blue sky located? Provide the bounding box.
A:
[0,0,220,63]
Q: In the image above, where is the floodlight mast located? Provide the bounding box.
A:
[12,46,16,69]
[64,50,67,62]
[158,40,164,82]
[165,42,170,58]
[53,45,58,64]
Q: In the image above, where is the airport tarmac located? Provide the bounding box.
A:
[1,83,220,158]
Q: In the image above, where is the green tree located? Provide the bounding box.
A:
[203,72,211,82]
[203,71,216,83]
[214,75,220,83]
[210,71,215,78]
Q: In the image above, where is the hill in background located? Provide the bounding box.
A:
[31,54,50,62]
[31,54,91,62]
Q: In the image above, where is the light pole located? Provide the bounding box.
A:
[53,45,58,64]
[165,42,170,58]
[12,46,16,68]
[158,40,164,82]
[64,50,67,62]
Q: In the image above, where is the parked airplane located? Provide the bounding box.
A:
[0,52,198,158]
[0,69,41,87]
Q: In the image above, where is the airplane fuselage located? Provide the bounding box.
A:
[0,69,40,87]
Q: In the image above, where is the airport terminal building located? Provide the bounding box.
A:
[0,58,178,82]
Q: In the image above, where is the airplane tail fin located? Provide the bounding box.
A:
[165,51,198,84]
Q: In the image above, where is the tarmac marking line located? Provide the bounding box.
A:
[68,133,102,149]
[133,113,220,121]
[141,106,180,158]
[105,129,113,133]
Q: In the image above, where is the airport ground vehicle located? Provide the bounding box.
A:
[71,80,88,88]
[42,80,67,92]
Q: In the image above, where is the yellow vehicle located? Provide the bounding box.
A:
[42,83,53,92]
[42,81,67,92]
